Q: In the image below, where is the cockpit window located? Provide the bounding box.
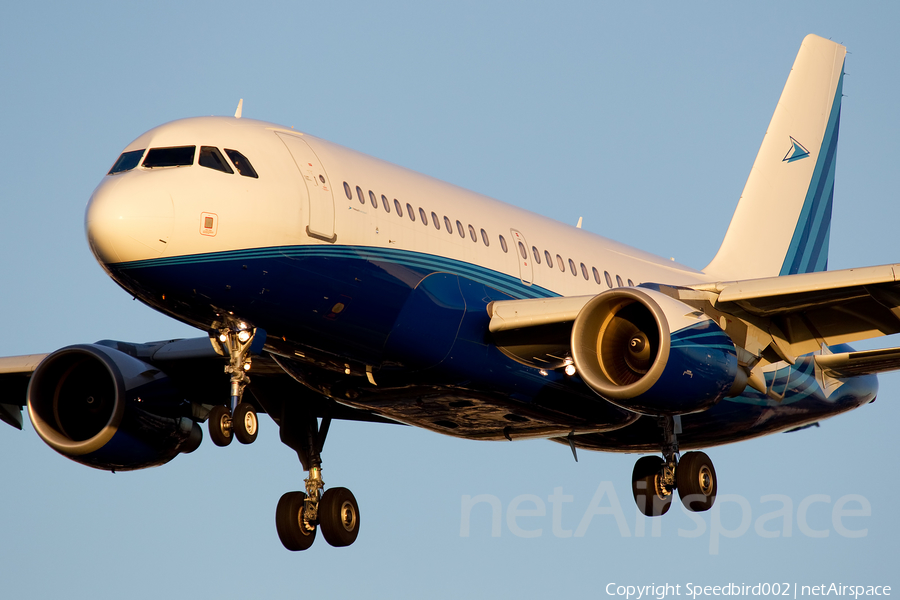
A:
[199,146,234,174]
[108,149,144,175]
[224,149,258,178]
[143,146,196,168]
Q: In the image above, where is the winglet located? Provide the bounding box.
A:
[234,99,243,119]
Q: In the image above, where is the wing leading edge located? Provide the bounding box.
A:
[487,263,900,378]
[0,354,47,429]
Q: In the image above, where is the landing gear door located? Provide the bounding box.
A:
[276,132,337,243]
[510,229,533,286]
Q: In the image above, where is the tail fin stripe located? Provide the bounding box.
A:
[801,144,837,271]
[812,213,832,272]
[795,123,839,272]
[779,69,844,275]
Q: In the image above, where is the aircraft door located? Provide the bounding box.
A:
[276,132,337,243]
[510,228,533,286]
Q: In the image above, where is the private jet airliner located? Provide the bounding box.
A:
[3,34,898,550]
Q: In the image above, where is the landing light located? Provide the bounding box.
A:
[237,330,252,343]
[218,334,228,343]
[564,365,576,376]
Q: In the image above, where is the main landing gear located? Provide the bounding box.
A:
[631,416,717,516]
[275,413,361,551]
[208,326,260,447]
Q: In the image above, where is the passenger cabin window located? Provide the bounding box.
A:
[394,199,403,216]
[592,267,601,284]
[628,279,635,287]
[518,242,527,259]
[143,146,195,168]
[568,259,577,276]
[369,190,378,208]
[344,182,352,199]
[199,147,233,174]
[419,208,428,225]
[468,224,477,242]
[432,212,441,230]
[616,275,624,287]
[108,149,144,175]
[557,254,565,272]
[381,195,391,213]
[444,216,453,233]
[499,235,508,253]
[356,186,365,204]
[481,229,490,246]
[604,271,613,288]
[580,263,589,280]
[544,251,553,268]
[532,246,541,264]
[407,203,415,221]
[224,149,258,178]
[456,220,465,238]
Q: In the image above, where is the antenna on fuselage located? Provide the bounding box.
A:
[576,217,583,229]
[234,99,243,119]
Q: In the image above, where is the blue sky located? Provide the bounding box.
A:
[1,2,898,598]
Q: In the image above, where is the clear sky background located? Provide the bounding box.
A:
[1,2,898,598]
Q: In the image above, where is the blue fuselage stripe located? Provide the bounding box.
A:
[116,245,559,301]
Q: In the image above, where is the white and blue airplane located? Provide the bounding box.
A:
[2,34,898,550]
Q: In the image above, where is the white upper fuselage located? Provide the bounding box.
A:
[86,116,707,297]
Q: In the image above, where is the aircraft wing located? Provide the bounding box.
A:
[695,263,900,355]
[0,354,46,429]
[0,339,398,431]
[488,263,900,373]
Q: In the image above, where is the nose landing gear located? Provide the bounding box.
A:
[208,325,260,446]
[631,416,717,516]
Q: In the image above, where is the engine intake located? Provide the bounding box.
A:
[571,288,737,415]
[27,344,201,471]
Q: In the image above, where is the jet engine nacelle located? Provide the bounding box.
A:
[27,344,202,471]
[571,288,738,415]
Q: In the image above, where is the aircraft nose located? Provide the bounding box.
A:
[85,175,174,265]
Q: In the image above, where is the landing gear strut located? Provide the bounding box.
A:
[208,325,260,446]
[631,416,717,516]
[275,413,361,550]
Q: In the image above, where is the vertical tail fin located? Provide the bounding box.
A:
[704,34,846,280]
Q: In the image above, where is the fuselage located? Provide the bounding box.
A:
[84,116,876,451]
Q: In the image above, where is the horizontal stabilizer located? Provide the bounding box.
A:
[815,346,900,378]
